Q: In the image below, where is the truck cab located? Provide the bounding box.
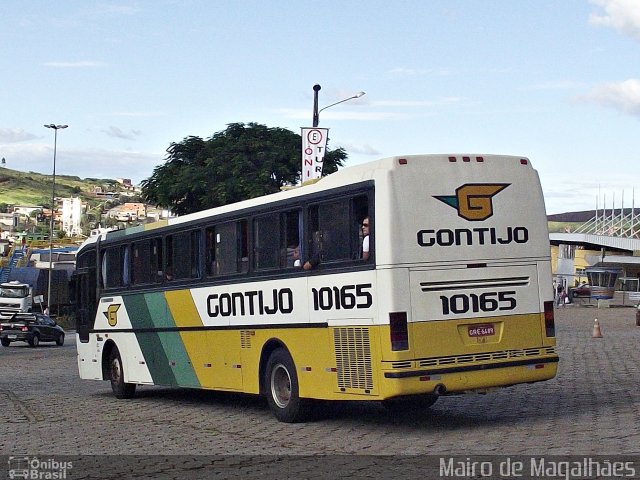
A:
[0,281,33,312]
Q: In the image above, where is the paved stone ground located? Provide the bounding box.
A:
[1,306,639,478]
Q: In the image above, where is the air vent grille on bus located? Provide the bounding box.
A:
[418,347,557,368]
[240,330,254,349]
[333,327,374,391]
[391,361,412,369]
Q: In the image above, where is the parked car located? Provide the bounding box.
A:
[570,283,591,299]
[0,312,65,347]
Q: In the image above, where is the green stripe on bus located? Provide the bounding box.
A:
[124,294,176,386]
[124,293,200,388]
[150,292,200,388]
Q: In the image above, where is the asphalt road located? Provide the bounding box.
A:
[1,305,639,478]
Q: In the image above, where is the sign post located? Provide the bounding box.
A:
[301,127,329,182]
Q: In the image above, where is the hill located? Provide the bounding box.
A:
[0,167,119,206]
[547,210,595,223]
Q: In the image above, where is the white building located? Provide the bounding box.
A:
[61,197,82,236]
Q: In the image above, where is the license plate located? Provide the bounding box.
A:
[8,335,17,339]
[468,324,495,337]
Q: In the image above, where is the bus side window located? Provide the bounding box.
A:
[317,199,351,262]
[283,210,302,268]
[238,219,249,274]
[205,226,217,276]
[168,230,201,280]
[103,246,124,289]
[352,194,371,261]
[131,242,142,284]
[254,214,280,270]
[150,238,163,283]
[122,245,130,286]
[214,220,248,275]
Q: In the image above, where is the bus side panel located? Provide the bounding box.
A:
[165,289,243,391]
[124,293,199,387]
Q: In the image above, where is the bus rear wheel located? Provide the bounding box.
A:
[109,347,136,399]
[265,348,310,423]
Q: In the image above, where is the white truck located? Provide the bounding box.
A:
[0,281,34,312]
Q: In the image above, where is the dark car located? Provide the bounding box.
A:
[0,312,65,347]
[570,283,591,299]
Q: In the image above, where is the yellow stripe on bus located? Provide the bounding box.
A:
[164,289,210,387]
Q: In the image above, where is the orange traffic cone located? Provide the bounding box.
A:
[592,318,603,338]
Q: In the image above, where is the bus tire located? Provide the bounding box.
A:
[109,347,136,399]
[265,348,310,423]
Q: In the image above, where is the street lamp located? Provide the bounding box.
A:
[44,123,68,314]
[312,84,365,127]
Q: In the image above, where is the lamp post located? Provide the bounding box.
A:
[312,84,365,127]
[44,123,68,314]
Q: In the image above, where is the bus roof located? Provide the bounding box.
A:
[81,153,534,248]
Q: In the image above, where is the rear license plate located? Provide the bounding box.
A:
[468,324,495,337]
[8,335,17,339]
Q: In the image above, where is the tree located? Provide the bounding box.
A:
[141,123,347,215]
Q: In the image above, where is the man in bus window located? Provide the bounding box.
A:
[361,217,370,260]
[287,245,302,268]
[303,231,323,270]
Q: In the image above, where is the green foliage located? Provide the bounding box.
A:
[548,222,583,233]
[141,123,347,215]
[0,168,113,207]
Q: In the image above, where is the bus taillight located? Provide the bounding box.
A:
[544,301,555,337]
[389,312,409,351]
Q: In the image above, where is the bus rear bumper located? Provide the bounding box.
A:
[380,356,559,398]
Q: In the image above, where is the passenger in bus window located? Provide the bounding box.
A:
[165,266,174,281]
[361,217,370,260]
[286,245,301,267]
[303,231,323,270]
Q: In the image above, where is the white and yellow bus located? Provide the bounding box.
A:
[74,154,558,422]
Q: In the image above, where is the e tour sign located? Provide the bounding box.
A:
[301,127,328,181]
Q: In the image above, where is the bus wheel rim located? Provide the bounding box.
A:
[270,363,291,409]
[111,358,122,383]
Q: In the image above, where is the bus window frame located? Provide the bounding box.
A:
[93,180,375,295]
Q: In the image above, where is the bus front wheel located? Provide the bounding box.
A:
[265,348,310,423]
[109,347,136,399]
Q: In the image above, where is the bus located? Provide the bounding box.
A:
[73,154,558,422]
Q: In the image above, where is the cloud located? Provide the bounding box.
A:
[102,126,142,141]
[580,79,640,116]
[334,142,381,156]
[43,61,107,68]
[0,128,38,143]
[589,0,640,41]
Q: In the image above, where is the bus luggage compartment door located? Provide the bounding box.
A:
[410,264,541,323]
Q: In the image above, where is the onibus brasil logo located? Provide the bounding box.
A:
[434,183,509,221]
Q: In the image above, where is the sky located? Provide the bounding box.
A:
[1,0,640,215]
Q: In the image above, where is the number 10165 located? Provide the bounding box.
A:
[440,291,516,315]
